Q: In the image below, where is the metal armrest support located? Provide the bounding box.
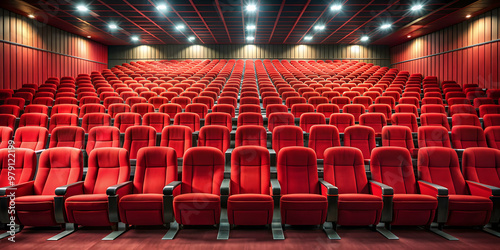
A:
[370,180,394,223]
[163,181,182,223]
[107,181,133,223]
[418,180,449,224]
[320,179,338,223]
[270,179,281,209]
[54,181,85,223]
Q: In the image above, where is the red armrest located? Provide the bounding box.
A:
[467,180,500,199]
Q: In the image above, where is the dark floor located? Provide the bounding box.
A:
[2,225,499,249]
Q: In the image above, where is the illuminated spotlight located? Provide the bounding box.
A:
[381,24,392,29]
[76,5,88,11]
[331,4,342,11]
[314,25,325,31]
[246,36,255,41]
[304,36,313,41]
[188,36,195,41]
[407,35,412,38]
[109,24,118,29]
[246,25,256,30]
[466,14,472,18]
[87,36,91,38]
[176,24,185,30]
[156,4,167,11]
[28,14,35,19]
[131,36,139,41]
[246,4,257,12]
[360,36,369,42]
[411,4,423,11]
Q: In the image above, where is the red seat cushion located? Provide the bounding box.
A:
[446,194,492,226]
[392,194,437,210]
[337,193,382,226]
[174,193,220,225]
[448,194,492,211]
[119,194,163,225]
[280,194,327,225]
[16,195,57,226]
[391,194,437,226]
[227,194,273,225]
[65,194,110,226]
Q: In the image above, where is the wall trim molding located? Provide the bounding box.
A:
[0,39,108,65]
[390,38,500,65]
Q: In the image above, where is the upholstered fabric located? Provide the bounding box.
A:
[368,104,392,121]
[451,125,487,149]
[160,125,192,158]
[359,113,386,135]
[49,126,85,149]
[343,104,365,122]
[452,114,481,127]
[417,126,451,148]
[237,112,263,127]
[267,112,294,132]
[235,125,267,147]
[291,104,314,118]
[123,126,157,159]
[272,125,304,154]
[186,103,209,119]
[18,113,48,128]
[0,127,13,149]
[79,103,105,118]
[205,112,232,131]
[82,113,111,133]
[344,125,376,163]
[198,125,230,153]
[281,194,328,225]
[299,113,326,133]
[463,147,500,187]
[173,112,201,132]
[329,113,355,133]
[212,104,235,117]
[391,113,418,132]
[86,126,120,155]
[381,126,416,157]
[114,112,141,133]
[14,127,49,151]
[316,104,340,118]
[485,126,500,149]
[159,103,183,118]
[308,125,340,159]
[0,148,36,187]
[142,112,170,132]
[132,103,155,117]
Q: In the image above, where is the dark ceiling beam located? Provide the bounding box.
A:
[283,0,311,44]
[97,0,167,44]
[335,0,400,44]
[163,0,205,44]
[188,0,217,43]
[297,0,336,43]
[215,0,232,43]
[320,0,375,44]
[268,0,286,43]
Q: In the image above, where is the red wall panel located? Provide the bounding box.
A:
[391,8,500,89]
[0,8,108,90]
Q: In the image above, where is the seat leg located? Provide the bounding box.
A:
[322,222,341,240]
[102,222,128,240]
[217,208,230,240]
[162,221,180,240]
[0,224,22,240]
[271,207,285,240]
[375,223,399,240]
[483,225,500,238]
[47,223,77,241]
[427,222,458,241]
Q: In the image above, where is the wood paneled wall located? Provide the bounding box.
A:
[391,8,500,89]
[0,8,108,90]
[108,44,390,68]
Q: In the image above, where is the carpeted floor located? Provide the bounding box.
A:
[2,225,499,249]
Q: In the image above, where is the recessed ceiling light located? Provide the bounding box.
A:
[411,4,423,11]
[87,36,91,38]
[156,4,167,11]
[246,36,255,41]
[314,25,325,31]
[466,14,472,18]
[246,25,256,30]
[176,24,185,30]
[131,36,139,41]
[381,24,392,29]
[109,24,118,29]
[304,36,313,41]
[76,5,88,11]
[188,36,195,41]
[28,14,35,19]
[360,36,369,42]
[331,4,342,11]
[407,35,412,38]
[246,4,257,12]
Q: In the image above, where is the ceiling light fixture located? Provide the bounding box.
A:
[407,35,412,38]
[28,14,35,19]
[109,24,118,29]
[246,25,256,30]
[246,4,257,12]
[304,36,313,41]
[466,14,472,18]
[314,25,325,31]
[156,4,167,11]
[188,36,195,41]
[176,24,185,30]
[87,36,91,38]
[246,36,255,41]
[76,5,88,11]
[131,36,139,41]
[331,4,342,11]
[360,36,369,42]
[411,4,423,11]
[381,24,392,29]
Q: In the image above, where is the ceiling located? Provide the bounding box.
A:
[1,0,499,46]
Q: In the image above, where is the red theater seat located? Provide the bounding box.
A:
[308,125,340,159]
[420,113,450,131]
[0,148,36,186]
[49,126,85,149]
[343,104,365,122]
[237,113,263,127]
[344,126,376,165]
[123,126,156,160]
[329,113,354,133]
[359,113,386,135]
[14,127,48,151]
[0,105,21,117]
[159,103,182,118]
[452,114,480,127]
[228,146,273,226]
[142,113,170,132]
[51,104,79,117]
[114,113,142,133]
[160,125,192,159]
[370,147,437,226]
[451,125,487,149]
[316,104,339,117]
[291,104,314,118]
[212,104,236,117]
[418,147,493,227]
[300,113,326,133]
[198,125,230,153]
[205,112,232,131]
[86,126,120,155]
[18,113,49,128]
[174,112,201,132]
[235,125,267,147]
[82,113,111,133]
[418,126,451,148]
